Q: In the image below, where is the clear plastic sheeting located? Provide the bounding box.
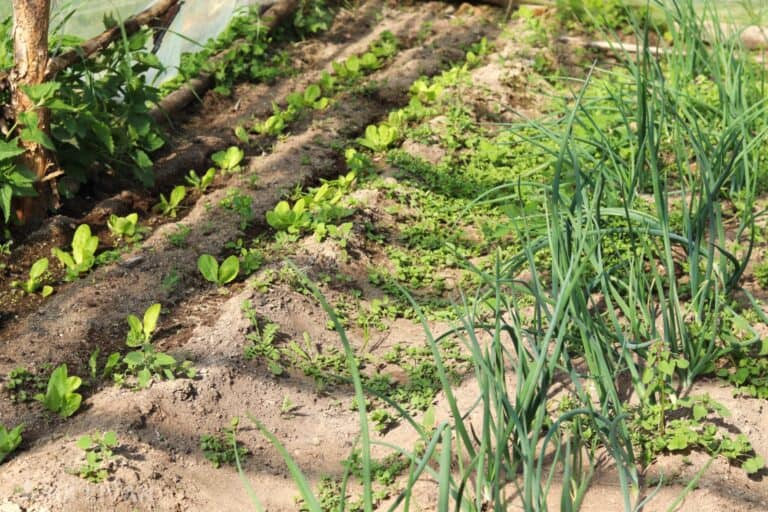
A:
[0,0,265,82]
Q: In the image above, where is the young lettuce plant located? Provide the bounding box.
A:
[265,199,311,234]
[154,185,187,218]
[198,254,240,286]
[357,123,399,152]
[122,303,194,389]
[186,168,217,193]
[212,146,245,174]
[107,213,141,242]
[35,364,83,418]
[0,424,23,464]
[52,224,99,281]
[286,84,329,111]
[11,257,53,297]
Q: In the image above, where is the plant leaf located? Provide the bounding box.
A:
[218,255,240,285]
[197,254,219,283]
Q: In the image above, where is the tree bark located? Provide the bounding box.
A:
[11,0,52,225]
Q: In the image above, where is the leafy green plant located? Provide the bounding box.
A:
[120,303,195,389]
[253,110,288,136]
[294,0,334,35]
[332,56,364,83]
[225,239,264,275]
[75,431,118,483]
[107,213,141,242]
[11,257,53,297]
[35,364,83,418]
[126,302,161,346]
[200,418,248,468]
[154,185,187,218]
[357,124,399,152]
[197,254,240,286]
[212,146,245,173]
[287,84,329,111]
[186,168,217,193]
[52,224,99,281]
[0,424,23,464]
[266,199,312,234]
[242,300,283,375]
[219,189,254,230]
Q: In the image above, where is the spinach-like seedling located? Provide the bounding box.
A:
[35,364,83,418]
[211,146,245,173]
[265,199,311,234]
[11,257,53,297]
[154,185,186,218]
[0,424,23,464]
[75,431,118,483]
[357,124,399,152]
[107,213,140,242]
[186,168,217,193]
[52,224,99,281]
[198,254,240,286]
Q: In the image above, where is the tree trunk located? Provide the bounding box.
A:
[11,0,52,225]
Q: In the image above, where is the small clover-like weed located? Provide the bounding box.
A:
[11,257,53,297]
[35,364,83,418]
[200,418,248,468]
[52,224,99,281]
[185,168,216,193]
[212,146,245,173]
[166,224,191,248]
[0,424,23,464]
[219,189,254,230]
[75,431,118,483]
[4,366,48,402]
[242,300,282,375]
[225,239,264,276]
[198,254,240,286]
[154,185,186,218]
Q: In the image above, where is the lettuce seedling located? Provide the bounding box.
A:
[198,254,240,286]
[107,213,140,241]
[212,146,245,173]
[35,364,83,418]
[186,168,216,193]
[121,303,195,389]
[52,224,99,281]
[357,124,399,152]
[126,302,161,346]
[154,185,186,218]
[0,424,23,464]
[286,84,329,111]
[265,198,312,234]
[11,257,53,297]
